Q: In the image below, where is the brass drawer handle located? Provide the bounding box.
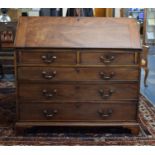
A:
[42,89,57,98]
[100,55,115,64]
[0,30,14,42]
[99,72,115,80]
[41,54,57,63]
[99,89,115,99]
[97,109,113,118]
[43,109,58,119]
[42,71,57,79]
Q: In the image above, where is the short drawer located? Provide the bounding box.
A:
[18,50,76,65]
[18,83,138,101]
[18,67,139,81]
[19,102,137,121]
[80,51,136,65]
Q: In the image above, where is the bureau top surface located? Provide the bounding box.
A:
[15,17,141,49]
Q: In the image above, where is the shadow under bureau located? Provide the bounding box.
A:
[14,17,142,135]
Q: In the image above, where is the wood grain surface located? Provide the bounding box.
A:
[15,17,141,49]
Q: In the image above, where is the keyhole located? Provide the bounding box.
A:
[75,68,80,73]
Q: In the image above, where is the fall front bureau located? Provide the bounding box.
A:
[14,17,142,135]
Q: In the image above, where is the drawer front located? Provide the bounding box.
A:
[0,59,14,65]
[19,102,137,121]
[18,51,76,65]
[18,83,138,101]
[81,52,136,65]
[18,67,139,81]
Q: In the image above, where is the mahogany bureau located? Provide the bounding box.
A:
[14,17,142,134]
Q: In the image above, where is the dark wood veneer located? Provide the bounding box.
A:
[19,102,137,121]
[18,83,138,101]
[15,17,141,135]
[18,67,139,81]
